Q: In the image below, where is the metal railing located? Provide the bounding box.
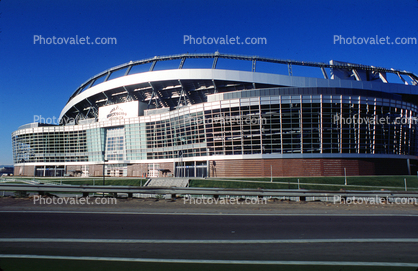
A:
[1,183,418,199]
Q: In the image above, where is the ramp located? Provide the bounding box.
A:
[145,178,189,188]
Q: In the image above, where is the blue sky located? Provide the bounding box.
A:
[1,0,418,165]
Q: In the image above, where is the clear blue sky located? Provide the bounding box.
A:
[1,0,418,165]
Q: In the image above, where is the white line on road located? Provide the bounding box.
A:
[1,238,418,244]
[1,210,418,217]
[0,254,417,267]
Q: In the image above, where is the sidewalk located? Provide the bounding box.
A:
[1,196,417,215]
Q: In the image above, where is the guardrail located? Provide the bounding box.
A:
[1,183,418,199]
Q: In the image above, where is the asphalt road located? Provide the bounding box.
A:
[1,211,418,264]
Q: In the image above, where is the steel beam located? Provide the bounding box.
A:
[124,65,132,75]
[212,57,218,69]
[149,82,167,108]
[212,79,217,93]
[104,72,111,82]
[177,80,190,106]
[379,72,388,83]
[150,60,157,71]
[352,69,361,81]
[321,67,328,79]
[397,72,408,85]
[179,57,186,69]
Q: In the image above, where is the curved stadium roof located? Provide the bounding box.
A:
[59,52,418,124]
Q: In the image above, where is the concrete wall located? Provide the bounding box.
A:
[209,158,408,177]
[13,158,409,177]
[14,165,34,176]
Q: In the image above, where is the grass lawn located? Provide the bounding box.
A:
[190,175,418,191]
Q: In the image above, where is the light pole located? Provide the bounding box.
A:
[344,167,347,186]
[103,159,108,185]
[178,150,183,177]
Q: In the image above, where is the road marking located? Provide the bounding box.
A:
[1,238,418,244]
[0,254,417,267]
[1,210,418,217]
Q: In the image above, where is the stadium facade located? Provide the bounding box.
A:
[12,52,418,177]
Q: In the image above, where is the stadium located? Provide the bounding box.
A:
[12,52,418,177]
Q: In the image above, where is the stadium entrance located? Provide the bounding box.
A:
[175,161,207,177]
